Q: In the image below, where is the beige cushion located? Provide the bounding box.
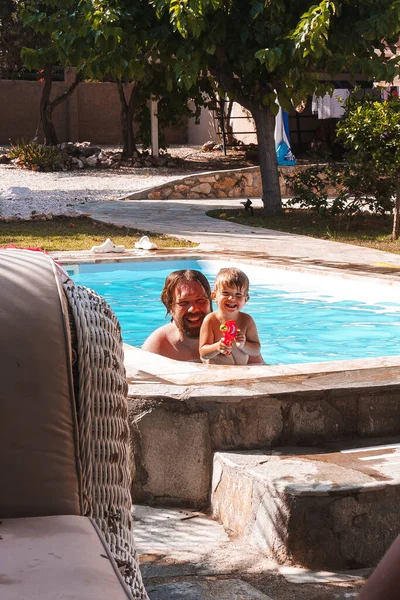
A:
[0,249,82,517]
[0,515,132,600]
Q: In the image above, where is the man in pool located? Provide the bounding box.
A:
[142,269,265,364]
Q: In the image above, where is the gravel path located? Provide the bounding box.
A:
[0,163,182,220]
[0,145,255,220]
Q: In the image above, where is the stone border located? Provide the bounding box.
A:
[122,165,314,201]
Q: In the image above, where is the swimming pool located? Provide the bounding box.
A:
[67,259,400,365]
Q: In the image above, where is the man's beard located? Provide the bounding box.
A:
[175,313,204,339]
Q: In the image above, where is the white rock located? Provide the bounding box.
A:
[202,140,216,151]
[0,157,180,220]
[86,155,98,167]
[71,157,84,169]
[1,186,32,200]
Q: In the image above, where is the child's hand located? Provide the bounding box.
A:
[235,330,246,349]
[218,338,232,355]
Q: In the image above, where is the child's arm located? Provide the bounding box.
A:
[236,315,261,357]
[200,314,231,359]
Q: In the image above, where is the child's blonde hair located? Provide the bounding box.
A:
[213,268,249,297]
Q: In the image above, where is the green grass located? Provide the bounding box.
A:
[0,216,195,252]
[207,208,400,254]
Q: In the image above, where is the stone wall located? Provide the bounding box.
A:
[124,164,335,201]
[128,384,400,507]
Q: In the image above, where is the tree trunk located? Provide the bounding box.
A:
[251,104,282,216]
[225,98,234,145]
[39,65,82,145]
[40,64,59,145]
[116,80,138,159]
[392,173,400,240]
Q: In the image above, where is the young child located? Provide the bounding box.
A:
[199,267,261,365]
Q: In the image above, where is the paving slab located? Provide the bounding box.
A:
[132,505,275,578]
[133,505,367,600]
[146,579,274,600]
[278,565,371,584]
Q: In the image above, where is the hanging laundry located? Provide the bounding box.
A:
[312,89,350,119]
[275,107,296,165]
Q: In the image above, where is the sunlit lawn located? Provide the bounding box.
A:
[0,216,195,251]
[207,208,400,254]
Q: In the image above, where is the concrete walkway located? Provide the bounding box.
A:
[79,197,400,274]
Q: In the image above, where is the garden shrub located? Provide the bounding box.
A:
[285,164,343,216]
[8,140,63,171]
[336,94,400,237]
[284,94,400,234]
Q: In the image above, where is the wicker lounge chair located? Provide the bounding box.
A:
[0,248,148,600]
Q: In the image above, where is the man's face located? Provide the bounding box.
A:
[171,281,211,339]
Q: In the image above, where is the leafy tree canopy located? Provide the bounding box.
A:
[152,0,400,214]
[0,0,47,73]
[337,95,400,172]
[152,0,400,112]
[19,0,213,151]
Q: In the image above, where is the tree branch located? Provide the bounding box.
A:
[49,69,83,112]
[211,44,270,112]
[116,78,128,110]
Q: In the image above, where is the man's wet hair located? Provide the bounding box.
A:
[161,269,212,315]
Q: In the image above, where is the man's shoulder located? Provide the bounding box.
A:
[142,323,175,353]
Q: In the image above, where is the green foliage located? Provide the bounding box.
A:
[291,1,337,59]
[285,164,334,214]
[285,160,395,221]
[285,164,348,216]
[153,0,400,215]
[8,139,63,170]
[19,0,213,153]
[154,0,400,113]
[336,95,400,177]
[0,0,48,72]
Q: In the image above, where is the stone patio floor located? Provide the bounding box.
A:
[134,505,367,600]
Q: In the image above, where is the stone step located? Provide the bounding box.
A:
[211,439,400,570]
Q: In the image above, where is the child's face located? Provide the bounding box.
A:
[213,283,248,315]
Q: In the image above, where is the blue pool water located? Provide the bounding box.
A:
[68,259,400,365]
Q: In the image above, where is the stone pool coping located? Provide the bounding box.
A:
[123,344,400,390]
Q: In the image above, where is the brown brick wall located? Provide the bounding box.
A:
[0,80,68,144]
[0,77,187,145]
